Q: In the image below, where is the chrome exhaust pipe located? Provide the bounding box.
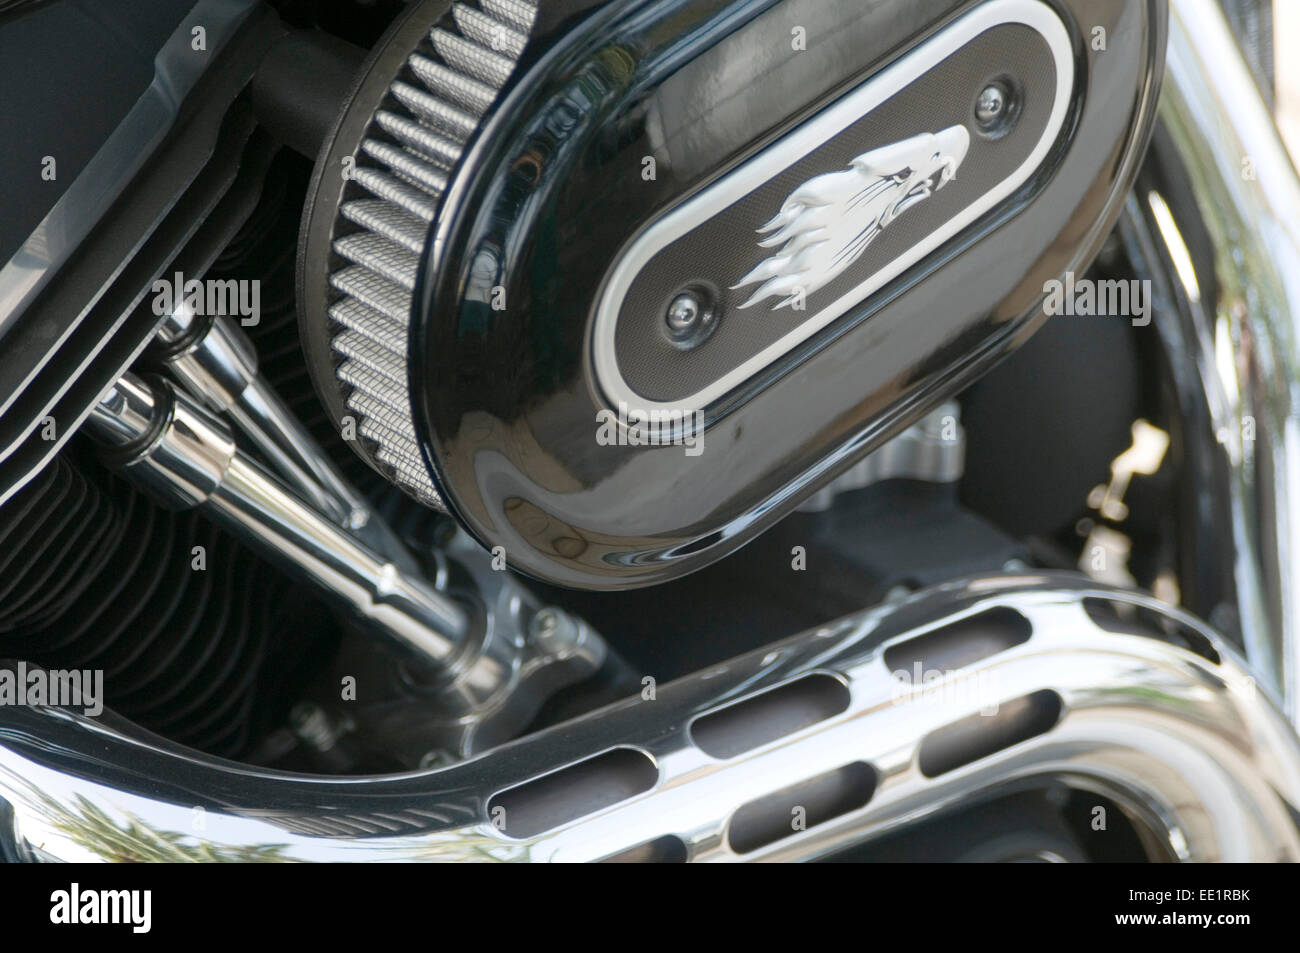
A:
[2,573,1297,862]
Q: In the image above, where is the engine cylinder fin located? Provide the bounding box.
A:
[0,460,125,630]
[0,456,328,759]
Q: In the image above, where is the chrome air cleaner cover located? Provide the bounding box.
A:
[302,0,1167,589]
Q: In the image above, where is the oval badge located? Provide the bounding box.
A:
[591,0,1074,416]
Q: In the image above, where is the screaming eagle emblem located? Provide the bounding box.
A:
[733,125,971,310]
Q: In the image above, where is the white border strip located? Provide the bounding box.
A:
[591,0,1074,414]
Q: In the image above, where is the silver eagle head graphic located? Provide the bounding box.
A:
[732,124,971,310]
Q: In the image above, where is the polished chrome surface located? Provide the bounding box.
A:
[83,372,605,752]
[975,82,1009,127]
[93,374,239,510]
[87,373,470,665]
[158,306,416,569]
[665,293,701,334]
[1148,0,1300,722]
[1,573,1295,862]
[212,457,472,664]
[156,306,258,409]
[86,373,165,450]
[0,0,259,338]
[591,0,1074,414]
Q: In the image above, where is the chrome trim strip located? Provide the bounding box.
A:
[3,573,1297,861]
[0,0,259,338]
[591,0,1074,414]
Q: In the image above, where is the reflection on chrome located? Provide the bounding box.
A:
[1140,0,1300,724]
[2,573,1297,862]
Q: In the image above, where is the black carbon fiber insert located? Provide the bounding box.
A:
[610,23,1059,404]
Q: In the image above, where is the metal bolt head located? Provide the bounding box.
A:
[530,606,577,653]
[973,80,1019,138]
[345,505,370,530]
[974,84,1006,125]
[666,293,702,333]
[289,702,339,752]
[663,287,719,350]
[289,701,321,731]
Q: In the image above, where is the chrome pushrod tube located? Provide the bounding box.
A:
[1157,0,1300,723]
[2,574,1298,862]
[84,373,475,676]
[154,306,421,571]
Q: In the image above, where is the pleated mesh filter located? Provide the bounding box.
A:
[325,0,538,505]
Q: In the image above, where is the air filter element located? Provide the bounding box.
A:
[299,0,538,507]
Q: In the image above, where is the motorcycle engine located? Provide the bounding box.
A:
[14,0,1272,869]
